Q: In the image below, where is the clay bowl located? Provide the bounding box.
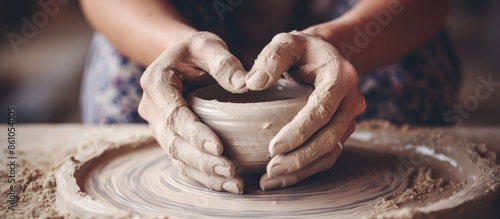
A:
[189,79,313,176]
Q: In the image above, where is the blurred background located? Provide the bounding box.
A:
[0,0,499,125]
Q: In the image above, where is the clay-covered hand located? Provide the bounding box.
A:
[138,32,247,194]
[246,31,366,191]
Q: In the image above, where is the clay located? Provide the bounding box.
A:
[189,79,313,176]
[53,121,500,218]
[0,124,152,219]
[0,160,61,219]
[140,30,365,192]
[375,167,465,210]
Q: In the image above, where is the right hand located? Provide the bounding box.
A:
[138,32,247,194]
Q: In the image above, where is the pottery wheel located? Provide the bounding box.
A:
[56,127,500,218]
[83,145,407,218]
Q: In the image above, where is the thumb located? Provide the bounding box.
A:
[188,32,247,93]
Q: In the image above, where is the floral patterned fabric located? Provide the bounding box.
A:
[81,34,145,123]
[81,0,461,125]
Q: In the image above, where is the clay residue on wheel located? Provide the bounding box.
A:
[375,167,464,210]
[0,150,71,219]
[359,120,500,218]
[468,143,500,183]
[57,121,500,218]
[3,121,500,218]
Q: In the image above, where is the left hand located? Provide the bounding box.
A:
[246,31,366,191]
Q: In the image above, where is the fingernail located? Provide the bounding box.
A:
[214,166,232,177]
[203,141,220,155]
[263,178,284,191]
[270,164,288,177]
[230,70,246,89]
[222,181,241,194]
[269,140,287,157]
[246,70,269,89]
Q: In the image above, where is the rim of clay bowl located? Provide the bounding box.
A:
[189,79,313,109]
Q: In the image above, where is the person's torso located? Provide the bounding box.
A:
[171,0,336,68]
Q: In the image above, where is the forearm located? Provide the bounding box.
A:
[80,0,197,66]
[304,0,451,74]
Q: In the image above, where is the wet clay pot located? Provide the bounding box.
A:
[189,79,313,176]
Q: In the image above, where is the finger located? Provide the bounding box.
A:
[283,120,353,184]
[341,121,356,145]
[189,32,247,93]
[267,91,362,177]
[260,145,342,191]
[267,100,350,177]
[170,106,225,156]
[246,33,303,90]
[141,67,238,179]
[137,91,158,124]
[269,62,359,156]
[172,159,244,194]
[163,133,235,177]
[269,77,344,156]
[138,92,161,139]
[141,69,224,156]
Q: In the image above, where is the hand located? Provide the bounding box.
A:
[138,32,247,194]
[246,31,366,191]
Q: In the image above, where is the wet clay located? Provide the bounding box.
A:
[54,121,500,218]
[190,79,313,175]
[375,167,465,210]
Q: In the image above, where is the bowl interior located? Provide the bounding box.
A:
[192,79,312,103]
